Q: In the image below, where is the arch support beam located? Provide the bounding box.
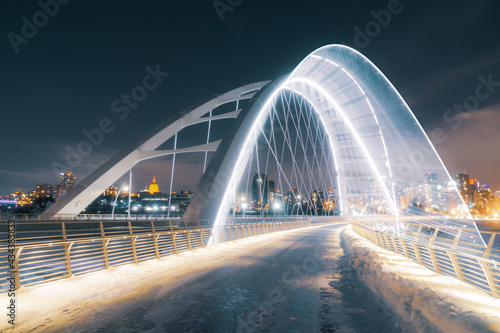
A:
[43,81,269,216]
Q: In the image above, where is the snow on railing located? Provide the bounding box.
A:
[351,219,500,299]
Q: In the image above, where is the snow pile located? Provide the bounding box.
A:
[343,225,500,333]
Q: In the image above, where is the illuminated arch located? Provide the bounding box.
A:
[183,44,484,247]
[46,44,484,251]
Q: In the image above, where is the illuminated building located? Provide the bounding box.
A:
[149,176,160,194]
[268,180,276,205]
[252,173,268,209]
[470,178,478,205]
[60,172,76,189]
[456,174,471,205]
[103,186,119,198]
[36,183,53,199]
[233,193,251,212]
[170,191,194,212]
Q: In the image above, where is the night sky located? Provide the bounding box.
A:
[1,0,499,195]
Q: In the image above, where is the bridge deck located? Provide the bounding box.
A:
[2,224,410,332]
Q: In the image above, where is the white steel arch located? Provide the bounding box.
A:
[185,44,484,248]
[45,44,484,251]
[43,81,270,216]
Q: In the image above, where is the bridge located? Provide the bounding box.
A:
[1,44,499,332]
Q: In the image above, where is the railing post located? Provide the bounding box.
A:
[153,235,161,259]
[430,227,439,245]
[14,247,23,290]
[483,234,496,259]
[451,229,462,250]
[400,239,410,258]
[62,223,73,278]
[390,236,400,254]
[187,231,192,250]
[172,233,178,255]
[413,225,422,241]
[426,246,441,273]
[200,230,205,247]
[100,222,110,269]
[447,251,465,282]
[220,229,225,243]
[131,236,138,264]
[382,234,390,250]
[477,259,500,298]
[412,243,424,266]
[227,228,232,241]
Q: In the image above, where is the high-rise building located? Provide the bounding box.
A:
[54,172,76,201]
[456,174,471,205]
[252,173,268,208]
[268,180,276,204]
[60,172,76,189]
[469,178,479,205]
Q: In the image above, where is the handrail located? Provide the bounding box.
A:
[0,217,310,292]
[351,220,500,298]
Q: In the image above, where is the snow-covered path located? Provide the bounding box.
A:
[4,224,410,332]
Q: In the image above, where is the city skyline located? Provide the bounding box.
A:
[1,1,500,195]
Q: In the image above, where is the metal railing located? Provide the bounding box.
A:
[0,213,184,222]
[0,217,309,292]
[351,219,500,298]
[0,213,315,222]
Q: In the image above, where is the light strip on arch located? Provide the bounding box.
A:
[285,77,399,217]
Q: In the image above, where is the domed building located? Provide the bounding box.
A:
[149,176,160,194]
[132,176,193,215]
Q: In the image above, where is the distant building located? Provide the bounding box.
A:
[149,176,160,194]
[456,174,471,205]
[424,173,437,185]
[268,180,276,204]
[54,172,76,201]
[130,176,192,214]
[170,191,194,212]
[36,183,53,199]
[252,173,269,209]
[60,172,76,189]
[103,186,119,198]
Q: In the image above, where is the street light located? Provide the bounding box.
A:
[111,183,128,218]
